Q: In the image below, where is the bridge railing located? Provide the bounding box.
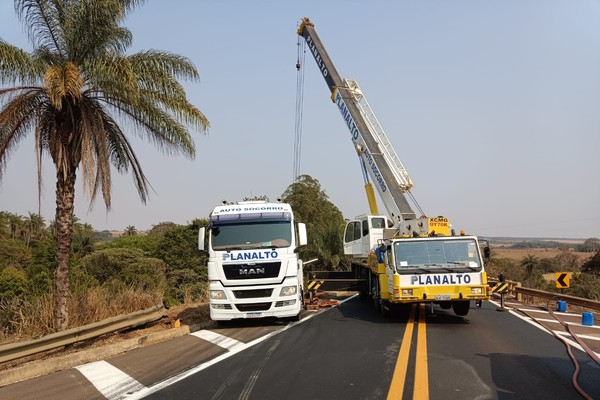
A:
[488,279,600,312]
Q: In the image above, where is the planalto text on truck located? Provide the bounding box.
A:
[298,17,490,316]
[198,200,307,321]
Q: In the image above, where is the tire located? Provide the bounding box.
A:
[380,301,391,318]
[371,273,380,310]
[452,301,470,316]
[287,313,301,322]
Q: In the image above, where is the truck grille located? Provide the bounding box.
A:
[223,262,281,280]
[233,289,273,299]
[236,303,272,312]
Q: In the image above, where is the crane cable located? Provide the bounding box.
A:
[406,190,426,217]
[293,33,306,182]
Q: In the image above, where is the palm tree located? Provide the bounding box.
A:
[27,211,46,241]
[6,212,24,240]
[73,224,95,259]
[0,0,209,330]
[124,225,137,236]
[0,211,8,238]
[520,254,539,280]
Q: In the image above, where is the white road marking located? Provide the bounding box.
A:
[76,360,145,399]
[192,330,246,350]
[555,331,600,342]
[191,330,245,350]
[489,299,592,353]
[125,294,357,399]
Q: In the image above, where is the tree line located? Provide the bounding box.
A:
[0,174,348,340]
[510,239,600,252]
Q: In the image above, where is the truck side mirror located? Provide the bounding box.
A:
[198,227,206,251]
[483,246,490,260]
[297,223,308,246]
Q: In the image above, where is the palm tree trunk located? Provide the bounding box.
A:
[54,169,76,331]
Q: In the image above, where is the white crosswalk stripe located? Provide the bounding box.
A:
[192,330,246,350]
[76,360,145,399]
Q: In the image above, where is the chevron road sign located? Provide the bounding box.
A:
[555,272,571,288]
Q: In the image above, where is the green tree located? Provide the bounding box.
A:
[520,254,540,281]
[579,238,600,253]
[0,266,29,300]
[570,272,600,300]
[72,224,96,260]
[0,0,209,330]
[281,175,346,270]
[581,251,600,275]
[554,247,579,272]
[77,247,166,290]
[0,238,32,270]
[124,225,137,237]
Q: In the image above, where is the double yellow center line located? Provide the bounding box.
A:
[387,304,429,399]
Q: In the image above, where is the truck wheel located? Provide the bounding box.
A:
[452,301,470,316]
[287,313,301,322]
[371,274,380,309]
[359,269,369,300]
[380,301,391,318]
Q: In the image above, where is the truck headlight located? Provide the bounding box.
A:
[279,286,297,297]
[210,290,226,300]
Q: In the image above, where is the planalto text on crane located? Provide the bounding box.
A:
[410,274,472,286]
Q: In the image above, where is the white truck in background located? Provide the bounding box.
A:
[199,200,307,321]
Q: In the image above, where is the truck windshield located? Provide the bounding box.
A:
[393,239,481,272]
[210,212,293,251]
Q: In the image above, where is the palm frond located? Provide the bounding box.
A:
[0,39,46,85]
[0,87,48,179]
[15,0,65,57]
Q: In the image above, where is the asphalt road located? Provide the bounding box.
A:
[2,296,599,400]
[142,299,600,400]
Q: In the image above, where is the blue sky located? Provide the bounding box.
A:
[1,0,599,239]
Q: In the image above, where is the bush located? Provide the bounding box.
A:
[0,267,29,301]
[0,239,32,270]
[78,248,166,288]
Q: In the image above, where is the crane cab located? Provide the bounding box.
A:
[343,215,395,258]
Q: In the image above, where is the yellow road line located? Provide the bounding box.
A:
[387,305,416,400]
[413,304,429,399]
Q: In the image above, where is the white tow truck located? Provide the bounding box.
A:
[199,200,307,321]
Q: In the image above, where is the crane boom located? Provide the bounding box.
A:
[298,17,417,225]
[297,19,490,316]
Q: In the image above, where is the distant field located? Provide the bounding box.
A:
[492,247,592,262]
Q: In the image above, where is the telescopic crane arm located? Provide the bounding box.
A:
[298,17,418,226]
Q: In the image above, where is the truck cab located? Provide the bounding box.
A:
[199,201,307,321]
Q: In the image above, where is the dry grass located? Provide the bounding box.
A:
[0,286,164,344]
[492,247,592,263]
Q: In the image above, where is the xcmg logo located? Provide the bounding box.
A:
[222,251,279,261]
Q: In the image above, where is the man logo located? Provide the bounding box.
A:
[239,268,266,275]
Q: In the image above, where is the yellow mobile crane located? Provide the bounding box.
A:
[298,18,489,316]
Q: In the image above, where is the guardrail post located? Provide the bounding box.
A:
[497,274,508,312]
[515,281,522,302]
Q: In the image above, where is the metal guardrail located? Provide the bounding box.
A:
[0,304,167,364]
[515,287,600,312]
[488,278,600,312]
